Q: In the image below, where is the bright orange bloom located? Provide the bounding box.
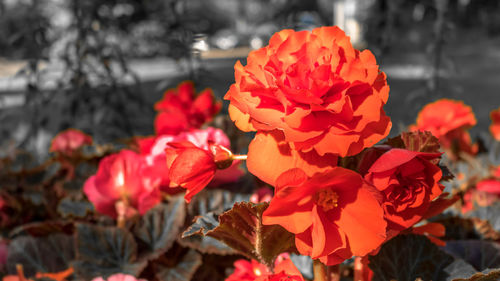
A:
[490,107,500,141]
[262,167,386,265]
[364,149,444,231]
[410,99,477,157]
[50,129,92,155]
[154,81,221,135]
[225,26,391,184]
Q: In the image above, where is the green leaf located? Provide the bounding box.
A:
[444,240,500,271]
[132,196,186,260]
[180,213,235,255]
[155,249,202,281]
[205,202,296,267]
[73,223,147,280]
[368,234,476,281]
[6,233,75,277]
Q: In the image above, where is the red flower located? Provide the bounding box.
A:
[364,149,444,231]
[83,150,161,218]
[50,129,92,155]
[490,107,500,141]
[138,128,242,194]
[263,167,386,265]
[154,81,221,135]
[226,26,390,156]
[166,141,237,202]
[410,99,477,157]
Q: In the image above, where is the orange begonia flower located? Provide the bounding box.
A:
[490,107,500,141]
[225,26,391,184]
[364,149,444,231]
[410,99,477,157]
[263,167,386,265]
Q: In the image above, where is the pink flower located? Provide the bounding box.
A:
[50,129,92,155]
[91,273,146,281]
[83,150,161,218]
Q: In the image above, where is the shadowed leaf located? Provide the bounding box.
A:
[73,223,147,280]
[155,249,202,281]
[187,189,250,219]
[444,240,500,271]
[6,234,75,278]
[369,234,476,281]
[133,196,186,260]
[179,213,235,255]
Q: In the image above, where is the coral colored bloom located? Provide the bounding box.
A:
[91,274,146,281]
[364,149,444,231]
[225,26,391,161]
[138,128,241,193]
[166,141,237,202]
[50,129,92,155]
[490,107,500,141]
[410,99,477,157]
[154,81,221,135]
[263,167,386,265]
[83,150,162,218]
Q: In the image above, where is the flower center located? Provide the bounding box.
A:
[315,189,339,212]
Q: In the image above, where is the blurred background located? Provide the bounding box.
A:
[1,0,499,157]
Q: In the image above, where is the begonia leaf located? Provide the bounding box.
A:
[368,234,476,281]
[444,240,500,271]
[6,234,75,278]
[57,197,94,218]
[205,202,296,267]
[9,221,74,238]
[132,196,186,260]
[466,203,500,233]
[401,131,441,153]
[180,212,235,255]
[453,269,500,281]
[72,223,147,280]
[155,249,202,281]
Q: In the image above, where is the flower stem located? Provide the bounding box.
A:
[354,257,363,281]
[327,264,341,281]
[232,154,247,160]
[313,260,327,281]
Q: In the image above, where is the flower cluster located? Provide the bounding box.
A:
[224,26,446,265]
[82,81,240,218]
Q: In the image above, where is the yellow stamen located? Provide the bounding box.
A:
[316,189,339,211]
